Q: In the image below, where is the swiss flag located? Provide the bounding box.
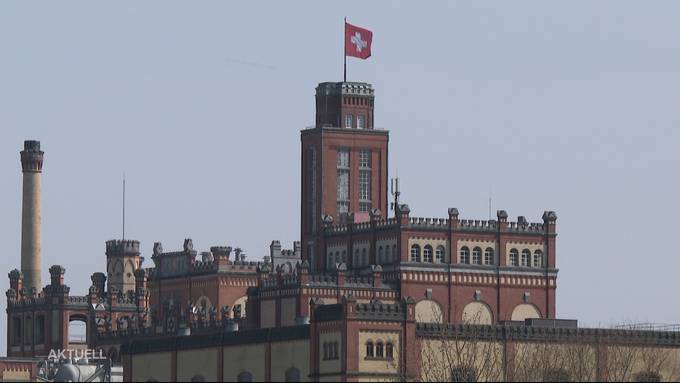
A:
[345,22,372,59]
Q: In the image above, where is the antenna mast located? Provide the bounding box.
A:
[122,174,126,240]
[390,177,401,213]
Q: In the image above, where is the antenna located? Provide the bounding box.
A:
[488,187,492,221]
[122,174,126,240]
[390,177,400,212]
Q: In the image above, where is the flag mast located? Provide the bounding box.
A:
[343,17,347,83]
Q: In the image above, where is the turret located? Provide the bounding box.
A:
[105,239,141,294]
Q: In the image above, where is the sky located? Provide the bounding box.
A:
[1,1,680,355]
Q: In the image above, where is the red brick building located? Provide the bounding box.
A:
[6,80,565,381]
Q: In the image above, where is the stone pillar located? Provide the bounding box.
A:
[20,140,44,293]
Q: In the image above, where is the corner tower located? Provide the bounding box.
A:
[105,239,141,294]
[301,82,389,270]
[20,140,44,293]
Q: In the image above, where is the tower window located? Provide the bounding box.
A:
[357,115,365,129]
[359,149,371,168]
[345,114,353,128]
[359,149,371,212]
[337,148,350,214]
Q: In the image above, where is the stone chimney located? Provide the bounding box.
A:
[20,140,44,293]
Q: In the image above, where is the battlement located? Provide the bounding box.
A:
[322,207,556,236]
[106,239,141,256]
[316,82,374,97]
[351,299,406,321]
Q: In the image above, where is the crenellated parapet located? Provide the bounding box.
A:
[312,296,414,323]
[105,239,140,257]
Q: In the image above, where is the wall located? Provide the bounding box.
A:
[131,352,172,382]
[177,347,218,382]
[271,340,310,382]
[223,344,265,382]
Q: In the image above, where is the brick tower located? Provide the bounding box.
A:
[301,82,389,271]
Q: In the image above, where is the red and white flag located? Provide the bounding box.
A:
[345,22,372,59]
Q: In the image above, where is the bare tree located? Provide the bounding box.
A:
[416,309,504,382]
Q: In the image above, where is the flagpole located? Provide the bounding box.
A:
[343,17,347,83]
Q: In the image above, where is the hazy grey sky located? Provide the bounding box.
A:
[2,1,679,355]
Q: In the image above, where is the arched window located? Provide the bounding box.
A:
[386,342,394,359]
[285,367,301,382]
[435,246,445,263]
[460,247,470,264]
[68,315,87,344]
[509,249,519,266]
[366,341,374,357]
[410,245,420,262]
[333,341,339,360]
[392,245,397,261]
[341,250,346,263]
[378,246,384,263]
[237,371,253,382]
[533,250,543,268]
[335,251,340,265]
[484,247,494,265]
[354,249,360,266]
[361,248,367,266]
[521,249,530,267]
[472,247,482,264]
[423,245,433,263]
[376,341,384,358]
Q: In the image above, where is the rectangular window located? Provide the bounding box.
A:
[307,147,317,232]
[359,149,371,212]
[337,148,350,214]
[337,149,350,169]
[345,114,353,128]
[359,149,371,169]
[359,171,371,201]
[357,115,365,129]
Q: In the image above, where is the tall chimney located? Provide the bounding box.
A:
[20,140,44,293]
